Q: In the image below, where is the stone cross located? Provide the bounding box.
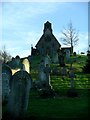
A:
[44,64,51,88]
[70,71,75,89]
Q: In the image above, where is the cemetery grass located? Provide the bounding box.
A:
[26,89,89,120]
[2,55,89,120]
[27,55,89,119]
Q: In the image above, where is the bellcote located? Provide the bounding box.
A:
[43,21,52,34]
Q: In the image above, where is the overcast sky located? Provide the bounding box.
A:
[0,0,88,58]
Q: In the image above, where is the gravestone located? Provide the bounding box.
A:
[7,70,32,117]
[64,49,70,60]
[73,52,76,56]
[52,51,58,63]
[61,67,67,76]
[58,53,65,67]
[23,58,30,73]
[8,57,16,69]
[15,55,22,68]
[36,60,46,89]
[67,70,78,97]
[70,71,75,88]
[9,55,24,75]
[44,64,52,88]
[2,64,12,104]
[28,55,32,72]
[69,63,73,70]
[44,54,51,67]
[40,64,55,98]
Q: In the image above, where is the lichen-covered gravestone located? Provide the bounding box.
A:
[36,60,46,89]
[22,58,30,73]
[40,64,55,98]
[7,70,32,117]
[58,53,65,67]
[61,67,67,76]
[44,64,51,88]
[67,70,78,97]
[64,49,70,60]
[44,54,51,67]
[52,51,58,63]
[8,55,24,75]
[2,64,12,104]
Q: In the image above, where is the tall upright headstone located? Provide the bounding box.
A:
[44,64,51,88]
[37,60,46,88]
[58,53,65,67]
[7,70,32,117]
[64,49,70,60]
[23,58,30,73]
[52,51,58,63]
[67,70,78,97]
[2,64,12,103]
[44,54,51,67]
[8,55,24,75]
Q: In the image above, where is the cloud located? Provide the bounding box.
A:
[1,31,41,57]
[1,2,88,57]
[2,2,58,22]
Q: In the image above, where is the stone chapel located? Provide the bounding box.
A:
[35,21,61,57]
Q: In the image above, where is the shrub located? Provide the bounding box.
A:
[83,55,90,73]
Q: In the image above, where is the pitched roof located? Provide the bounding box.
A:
[35,33,61,48]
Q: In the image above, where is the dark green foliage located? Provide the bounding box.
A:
[83,55,90,73]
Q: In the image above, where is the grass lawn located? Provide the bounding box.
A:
[24,89,89,120]
[2,55,90,120]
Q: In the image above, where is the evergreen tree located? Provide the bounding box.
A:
[83,51,90,73]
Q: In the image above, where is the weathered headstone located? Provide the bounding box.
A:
[23,58,30,73]
[9,55,24,75]
[70,63,73,70]
[61,67,67,76]
[39,64,55,98]
[36,60,46,89]
[44,64,51,88]
[73,52,77,56]
[70,71,75,88]
[7,70,32,117]
[67,70,78,97]
[2,64,12,103]
[58,53,65,67]
[52,51,58,63]
[44,54,51,67]
[28,55,32,72]
[64,49,70,60]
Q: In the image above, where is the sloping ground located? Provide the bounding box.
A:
[2,55,89,120]
[24,55,89,119]
[31,55,89,89]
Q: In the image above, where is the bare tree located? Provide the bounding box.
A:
[0,45,12,63]
[61,21,79,54]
